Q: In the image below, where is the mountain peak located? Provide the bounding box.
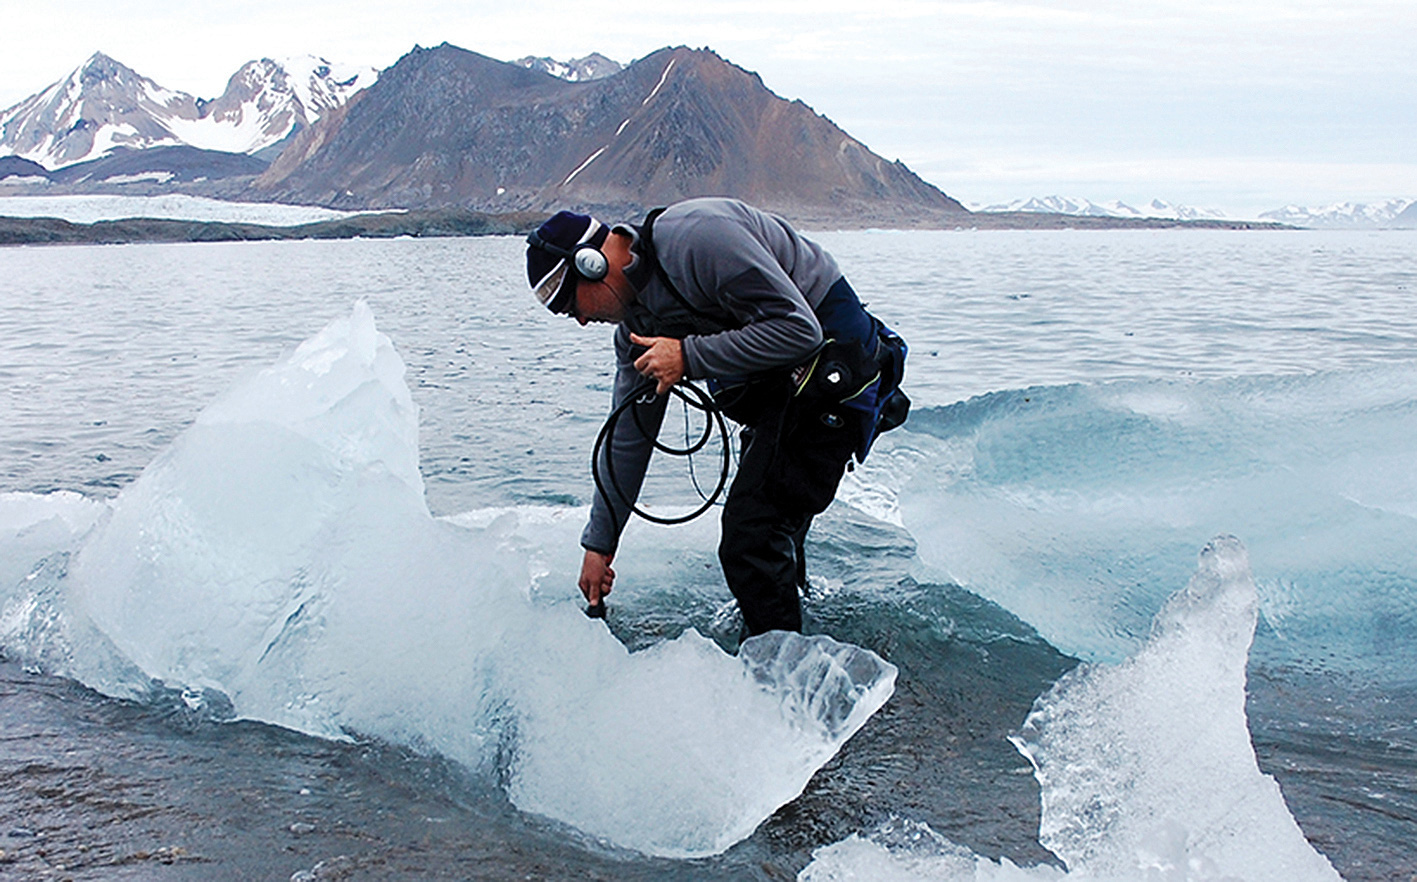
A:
[82,51,120,69]
[69,52,140,91]
[75,51,141,82]
[513,52,623,82]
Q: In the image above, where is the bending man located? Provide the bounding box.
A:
[525,197,906,637]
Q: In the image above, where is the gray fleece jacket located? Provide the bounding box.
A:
[581,197,843,554]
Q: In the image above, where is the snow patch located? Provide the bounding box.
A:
[513,53,623,82]
[561,146,606,186]
[643,59,676,105]
[101,171,176,184]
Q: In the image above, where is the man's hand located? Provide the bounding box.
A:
[630,333,684,394]
[579,549,615,605]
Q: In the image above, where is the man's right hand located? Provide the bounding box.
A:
[579,550,615,605]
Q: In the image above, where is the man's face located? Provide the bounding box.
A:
[568,277,629,325]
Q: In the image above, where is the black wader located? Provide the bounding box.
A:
[716,280,877,636]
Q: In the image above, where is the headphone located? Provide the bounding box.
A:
[527,229,609,282]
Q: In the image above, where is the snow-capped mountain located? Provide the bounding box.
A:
[169,55,377,157]
[1259,199,1416,229]
[981,195,1118,217]
[979,195,1227,220]
[0,53,377,169]
[0,54,197,168]
[512,52,622,81]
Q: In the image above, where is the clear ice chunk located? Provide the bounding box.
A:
[1,302,897,859]
[800,537,1342,882]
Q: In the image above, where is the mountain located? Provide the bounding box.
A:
[513,53,623,81]
[980,195,1227,220]
[1134,199,1227,221]
[1394,201,1417,228]
[0,155,51,183]
[1258,199,1416,229]
[981,196,1119,217]
[252,44,966,225]
[0,52,377,169]
[0,54,197,169]
[171,55,377,159]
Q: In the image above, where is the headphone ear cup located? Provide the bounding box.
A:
[573,246,609,282]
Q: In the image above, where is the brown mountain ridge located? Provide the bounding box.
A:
[251,44,967,227]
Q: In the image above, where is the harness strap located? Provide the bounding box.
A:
[641,207,716,321]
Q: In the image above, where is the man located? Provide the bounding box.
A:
[526,197,906,637]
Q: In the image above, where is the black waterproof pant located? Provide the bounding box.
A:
[718,385,857,636]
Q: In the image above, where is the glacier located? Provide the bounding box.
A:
[0,193,372,225]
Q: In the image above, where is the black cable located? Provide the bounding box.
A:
[630,384,714,456]
[591,379,732,529]
[682,395,713,504]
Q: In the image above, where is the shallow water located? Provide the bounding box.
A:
[2,230,1415,879]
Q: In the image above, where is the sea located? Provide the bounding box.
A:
[1,217,1414,881]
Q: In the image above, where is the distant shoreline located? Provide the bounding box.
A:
[0,208,1295,246]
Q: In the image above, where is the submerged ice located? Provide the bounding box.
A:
[800,537,1342,882]
[0,302,896,858]
[511,628,896,856]
[892,377,1417,680]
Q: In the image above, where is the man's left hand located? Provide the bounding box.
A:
[630,333,684,394]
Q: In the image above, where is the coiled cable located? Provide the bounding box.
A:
[591,379,732,529]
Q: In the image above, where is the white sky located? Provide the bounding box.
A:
[2,0,1413,217]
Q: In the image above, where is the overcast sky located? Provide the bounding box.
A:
[2,0,1413,217]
